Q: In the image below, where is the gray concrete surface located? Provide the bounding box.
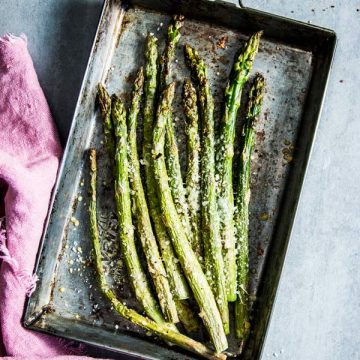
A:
[1,0,359,359]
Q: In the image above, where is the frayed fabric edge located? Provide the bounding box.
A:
[0,218,85,355]
[0,217,38,296]
[0,33,27,44]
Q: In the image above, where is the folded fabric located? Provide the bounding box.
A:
[0,34,85,357]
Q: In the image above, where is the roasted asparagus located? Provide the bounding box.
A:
[184,44,229,334]
[183,79,201,257]
[234,74,265,341]
[152,82,228,353]
[217,31,262,302]
[127,68,178,323]
[89,149,226,360]
[112,96,165,324]
[142,34,190,301]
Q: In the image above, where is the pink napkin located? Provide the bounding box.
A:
[0,34,93,358]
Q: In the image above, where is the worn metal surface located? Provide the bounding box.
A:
[24,0,336,359]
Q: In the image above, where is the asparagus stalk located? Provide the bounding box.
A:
[217,31,262,302]
[153,83,228,353]
[89,149,226,360]
[111,96,164,324]
[97,84,116,156]
[164,117,193,238]
[160,16,193,240]
[184,45,229,334]
[183,79,201,257]
[143,34,190,300]
[127,68,178,323]
[235,74,265,341]
[175,300,200,333]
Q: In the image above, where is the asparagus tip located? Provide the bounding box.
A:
[134,67,145,92]
[97,83,110,112]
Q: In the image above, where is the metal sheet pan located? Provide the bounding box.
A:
[24,0,336,359]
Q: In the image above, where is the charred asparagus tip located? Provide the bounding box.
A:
[97,84,115,156]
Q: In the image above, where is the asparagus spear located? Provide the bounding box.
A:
[183,79,201,257]
[153,83,228,353]
[159,15,184,90]
[127,68,178,323]
[111,96,164,324]
[143,34,190,300]
[144,34,197,332]
[235,74,265,341]
[89,149,226,360]
[217,31,262,302]
[184,45,229,334]
[97,84,116,156]
[160,16,193,240]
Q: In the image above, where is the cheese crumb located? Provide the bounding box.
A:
[259,212,269,221]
